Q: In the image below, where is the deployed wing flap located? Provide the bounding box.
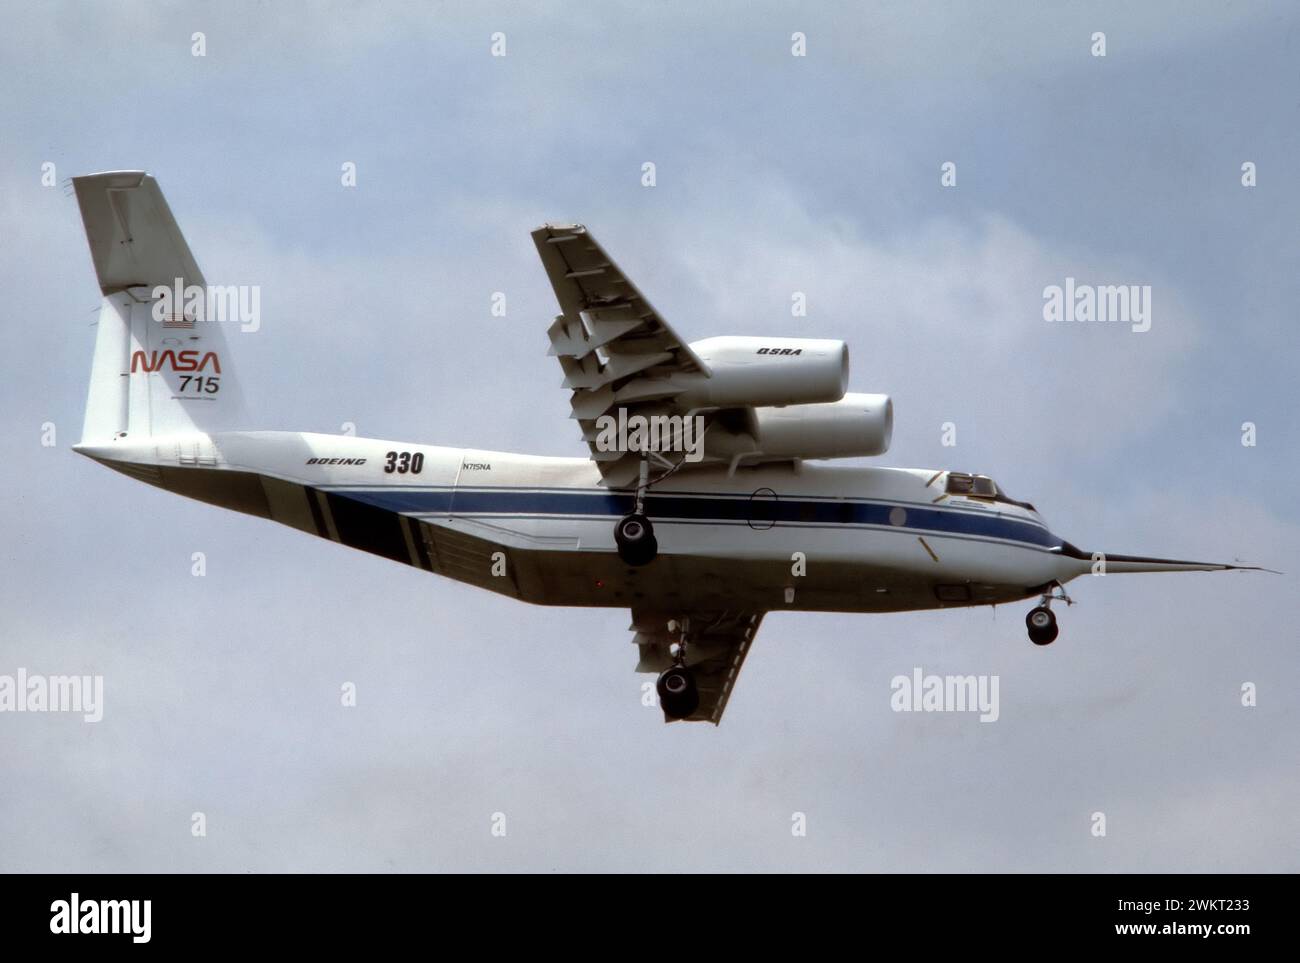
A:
[631,609,765,725]
[547,314,643,359]
[532,223,709,485]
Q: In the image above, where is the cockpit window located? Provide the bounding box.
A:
[946,472,996,497]
[946,472,972,495]
[945,472,1035,510]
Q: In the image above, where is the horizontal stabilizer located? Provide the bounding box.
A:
[73,171,204,294]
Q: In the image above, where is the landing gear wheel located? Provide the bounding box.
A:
[615,513,657,566]
[1026,606,1059,646]
[657,665,699,720]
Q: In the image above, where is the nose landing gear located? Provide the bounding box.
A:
[1026,584,1072,645]
[1026,606,1058,645]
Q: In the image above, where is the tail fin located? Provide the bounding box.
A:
[72,171,247,444]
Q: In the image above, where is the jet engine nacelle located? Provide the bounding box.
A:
[752,393,893,459]
[678,336,848,408]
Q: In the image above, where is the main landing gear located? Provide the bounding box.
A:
[656,619,699,720]
[1026,584,1072,645]
[615,459,658,566]
[657,664,699,719]
[615,513,657,566]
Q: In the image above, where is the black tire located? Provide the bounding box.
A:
[1026,606,1058,645]
[657,666,699,719]
[615,514,657,566]
[1029,623,1059,645]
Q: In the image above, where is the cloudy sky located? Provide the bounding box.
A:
[2,0,1297,871]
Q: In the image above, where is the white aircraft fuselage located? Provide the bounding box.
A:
[78,430,1087,614]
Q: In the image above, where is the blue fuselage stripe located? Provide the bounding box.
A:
[332,488,1061,550]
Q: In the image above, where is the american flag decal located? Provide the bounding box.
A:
[161,311,196,329]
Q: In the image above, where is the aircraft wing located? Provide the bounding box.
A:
[531,224,710,488]
[631,609,765,725]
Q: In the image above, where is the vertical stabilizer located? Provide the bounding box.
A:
[72,171,248,443]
